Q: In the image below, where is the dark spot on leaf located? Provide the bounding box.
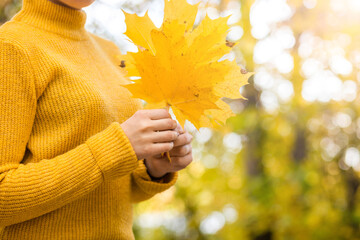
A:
[184,21,187,24]
[119,60,126,68]
[226,40,235,48]
[181,53,184,56]
[241,69,248,74]
[194,93,199,97]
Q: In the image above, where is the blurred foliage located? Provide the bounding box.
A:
[0,0,21,24]
[132,1,360,240]
[2,0,360,239]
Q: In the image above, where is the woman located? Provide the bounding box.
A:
[0,0,193,239]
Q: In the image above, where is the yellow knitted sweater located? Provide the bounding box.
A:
[0,0,177,239]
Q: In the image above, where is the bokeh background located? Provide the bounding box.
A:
[2,0,360,239]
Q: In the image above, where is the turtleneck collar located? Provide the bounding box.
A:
[13,0,89,40]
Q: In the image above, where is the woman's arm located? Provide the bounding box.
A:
[0,39,138,227]
[130,160,178,203]
[0,38,182,227]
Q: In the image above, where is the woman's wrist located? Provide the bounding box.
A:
[143,158,168,181]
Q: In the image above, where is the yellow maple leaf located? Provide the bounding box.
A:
[119,0,253,130]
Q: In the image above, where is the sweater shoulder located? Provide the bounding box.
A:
[0,20,37,50]
[0,21,35,63]
[0,21,47,100]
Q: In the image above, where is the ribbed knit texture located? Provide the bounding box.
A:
[0,0,177,239]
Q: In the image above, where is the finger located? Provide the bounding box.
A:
[173,132,193,147]
[151,118,177,131]
[169,144,192,157]
[151,130,179,143]
[145,109,172,120]
[168,151,193,171]
[149,142,174,156]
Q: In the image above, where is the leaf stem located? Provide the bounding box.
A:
[162,103,172,163]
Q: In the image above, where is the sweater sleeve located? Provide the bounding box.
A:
[130,159,178,203]
[0,39,138,227]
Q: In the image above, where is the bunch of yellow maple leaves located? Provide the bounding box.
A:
[118,0,252,130]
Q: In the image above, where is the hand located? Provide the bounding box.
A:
[121,109,179,160]
[144,124,193,178]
